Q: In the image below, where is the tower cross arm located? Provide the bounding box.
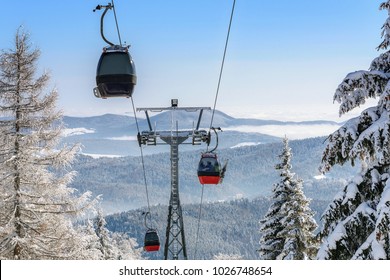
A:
[136,106,211,112]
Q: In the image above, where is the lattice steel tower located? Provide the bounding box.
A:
[137,99,210,260]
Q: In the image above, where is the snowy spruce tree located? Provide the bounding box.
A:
[318,2,390,260]
[0,28,95,259]
[111,232,143,260]
[95,210,119,260]
[258,137,317,260]
[77,219,104,260]
[94,210,143,260]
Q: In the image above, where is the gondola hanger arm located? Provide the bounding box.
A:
[143,211,153,230]
[93,3,115,46]
[208,127,222,153]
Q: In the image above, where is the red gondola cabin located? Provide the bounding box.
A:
[144,229,160,252]
[197,153,221,185]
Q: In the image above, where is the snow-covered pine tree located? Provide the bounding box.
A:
[95,210,119,259]
[111,232,143,260]
[0,28,95,259]
[258,137,317,260]
[318,1,390,260]
[94,210,143,260]
[77,219,104,260]
[258,138,291,259]
[277,175,318,260]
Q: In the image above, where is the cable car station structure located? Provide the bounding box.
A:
[137,99,211,260]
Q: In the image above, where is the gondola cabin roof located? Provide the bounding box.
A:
[94,46,137,99]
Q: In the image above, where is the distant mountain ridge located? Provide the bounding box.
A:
[61,110,341,157]
[63,110,340,131]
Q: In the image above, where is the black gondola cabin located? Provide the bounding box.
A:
[144,229,160,252]
[197,153,221,185]
[94,46,136,99]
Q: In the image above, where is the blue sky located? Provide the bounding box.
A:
[0,0,387,120]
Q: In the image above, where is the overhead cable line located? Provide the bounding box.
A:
[193,184,205,260]
[111,0,123,46]
[208,0,236,133]
[194,0,236,257]
[107,0,153,223]
[131,97,152,218]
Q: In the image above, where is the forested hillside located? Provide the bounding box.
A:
[104,197,329,260]
[66,129,354,259]
[70,136,357,213]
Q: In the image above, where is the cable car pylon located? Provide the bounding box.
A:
[137,99,211,260]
